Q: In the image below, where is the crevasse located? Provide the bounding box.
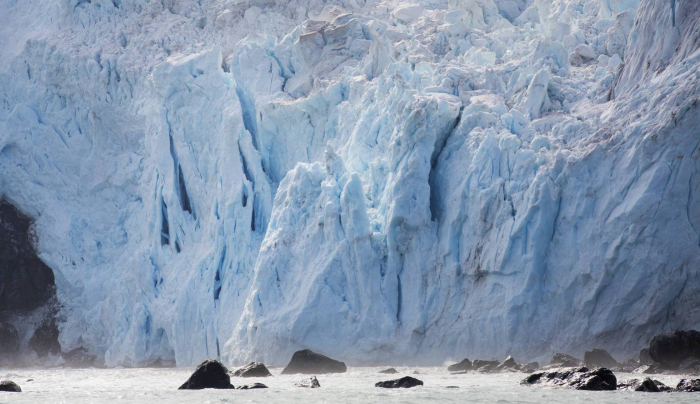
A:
[0,0,698,367]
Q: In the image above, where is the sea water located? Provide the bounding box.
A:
[0,367,697,403]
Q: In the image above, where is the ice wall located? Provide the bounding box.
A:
[0,0,698,366]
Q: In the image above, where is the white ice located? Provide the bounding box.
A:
[0,0,698,367]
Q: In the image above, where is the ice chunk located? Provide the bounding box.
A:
[393,4,424,23]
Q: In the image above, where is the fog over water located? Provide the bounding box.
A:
[1,367,698,404]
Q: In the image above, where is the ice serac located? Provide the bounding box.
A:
[0,0,699,367]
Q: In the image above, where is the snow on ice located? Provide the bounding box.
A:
[0,0,698,367]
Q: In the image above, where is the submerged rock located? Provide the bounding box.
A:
[375,376,423,388]
[584,349,618,369]
[649,330,700,369]
[447,358,472,372]
[379,368,398,374]
[295,376,320,388]
[522,367,617,391]
[549,353,582,367]
[617,377,670,392]
[236,383,268,389]
[676,379,700,392]
[0,381,21,392]
[281,349,346,374]
[178,360,234,390]
[232,362,272,378]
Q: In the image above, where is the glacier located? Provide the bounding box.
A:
[0,0,698,367]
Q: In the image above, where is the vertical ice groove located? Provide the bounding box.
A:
[160,198,170,247]
[1,0,699,368]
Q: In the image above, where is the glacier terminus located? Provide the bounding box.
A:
[0,0,699,368]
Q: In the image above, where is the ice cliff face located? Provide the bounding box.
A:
[0,0,698,366]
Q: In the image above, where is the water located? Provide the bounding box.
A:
[0,367,697,403]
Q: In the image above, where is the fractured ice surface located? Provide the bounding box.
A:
[0,0,698,366]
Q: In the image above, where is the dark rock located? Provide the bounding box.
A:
[472,359,499,372]
[496,356,519,371]
[29,322,61,357]
[584,349,618,369]
[379,368,398,374]
[446,386,459,389]
[635,378,661,392]
[447,358,472,372]
[62,347,98,367]
[0,323,20,362]
[617,377,670,392]
[281,349,346,375]
[679,357,700,373]
[614,358,640,373]
[295,376,320,388]
[236,383,268,389]
[676,379,700,392]
[178,360,234,390]
[549,353,582,367]
[0,381,21,392]
[232,362,272,378]
[522,367,617,391]
[639,348,653,365]
[375,376,424,388]
[520,362,540,373]
[0,200,57,313]
[649,330,700,369]
[632,363,670,374]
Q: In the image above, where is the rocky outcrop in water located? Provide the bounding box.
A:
[520,362,540,373]
[281,350,346,375]
[548,353,582,368]
[375,376,423,388]
[448,358,472,372]
[379,368,398,374]
[178,360,234,390]
[0,381,21,393]
[295,376,320,388]
[617,377,671,392]
[649,330,700,370]
[584,349,618,369]
[472,359,500,372]
[231,362,272,377]
[450,356,538,373]
[495,356,519,372]
[522,367,617,391]
[236,383,268,389]
[676,379,700,392]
